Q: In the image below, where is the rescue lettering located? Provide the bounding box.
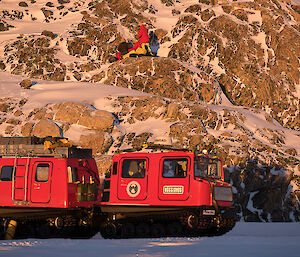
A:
[163,186,184,194]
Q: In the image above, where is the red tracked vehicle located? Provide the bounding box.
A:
[0,137,101,239]
[0,137,236,239]
[100,145,236,238]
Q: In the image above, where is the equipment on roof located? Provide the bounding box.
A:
[0,137,91,158]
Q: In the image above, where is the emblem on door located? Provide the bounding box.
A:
[126,181,141,197]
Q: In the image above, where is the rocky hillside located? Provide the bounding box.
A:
[0,0,299,222]
[1,0,299,129]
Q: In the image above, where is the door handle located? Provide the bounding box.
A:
[33,183,40,190]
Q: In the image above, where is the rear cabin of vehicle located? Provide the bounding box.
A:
[0,137,101,239]
[0,157,100,211]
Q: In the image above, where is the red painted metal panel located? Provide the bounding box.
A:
[30,162,53,203]
[158,156,191,201]
[102,151,231,209]
[0,157,102,209]
[117,157,148,201]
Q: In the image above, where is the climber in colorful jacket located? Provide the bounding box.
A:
[123,23,150,58]
[136,23,150,45]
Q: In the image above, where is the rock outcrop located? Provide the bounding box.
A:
[32,119,62,138]
[54,102,114,132]
[1,0,298,130]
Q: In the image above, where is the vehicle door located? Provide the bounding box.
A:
[117,158,148,201]
[158,157,191,201]
[30,162,52,203]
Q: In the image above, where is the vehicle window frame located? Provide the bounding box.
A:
[67,166,78,183]
[162,158,188,178]
[194,156,222,179]
[0,166,14,181]
[35,163,50,183]
[121,159,147,179]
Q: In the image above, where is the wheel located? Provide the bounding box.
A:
[16,223,36,239]
[166,222,182,237]
[36,224,50,239]
[70,227,98,239]
[0,219,6,239]
[135,223,150,238]
[183,213,199,237]
[187,213,198,229]
[151,223,165,238]
[121,223,135,238]
[100,223,117,239]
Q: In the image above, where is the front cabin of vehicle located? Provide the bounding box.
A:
[100,150,235,238]
[102,151,232,210]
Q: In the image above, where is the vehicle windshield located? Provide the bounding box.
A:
[194,156,222,179]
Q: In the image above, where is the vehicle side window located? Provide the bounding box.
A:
[163,159,188,178]
[67,166,78,183]
[112,162,118,175]
[194,157,222,179]
[35,163,50,182]
[0,166,13,181]
[122,159,146,178]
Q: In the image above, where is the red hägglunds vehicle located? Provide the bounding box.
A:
[0,138,236,239]
[100,145,236,238]
[0,137,101,239]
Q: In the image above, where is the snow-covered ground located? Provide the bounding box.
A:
[0,223,300,257]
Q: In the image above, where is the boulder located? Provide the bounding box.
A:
[14,110,23,117]
[54,102,114,132]
[0,103,10,112]
[41,8,53,18]
[20,79,33,89]
[58,0,70,4]
[0,22,9,32]
[32,119,62,138]
[80,114,114,131]
[41,30,56,39]
[0,60,6,70]
[21,122,34,136]
[79,130,112,154]
[95,155,113,176]
[45,2,54,7]
[164,103,179,120]
[19,1,28,7]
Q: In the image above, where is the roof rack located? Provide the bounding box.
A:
[0,137,92,159]
[117,143,190,153]
[0,136,45,145]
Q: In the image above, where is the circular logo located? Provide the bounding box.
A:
[126,181,141,197]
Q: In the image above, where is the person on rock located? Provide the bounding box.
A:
[149,30,159,56]
[109,41,133,62]
[116,41,133,60]
[123,23,151,58]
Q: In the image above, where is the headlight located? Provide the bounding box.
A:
[214,186,233,201]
